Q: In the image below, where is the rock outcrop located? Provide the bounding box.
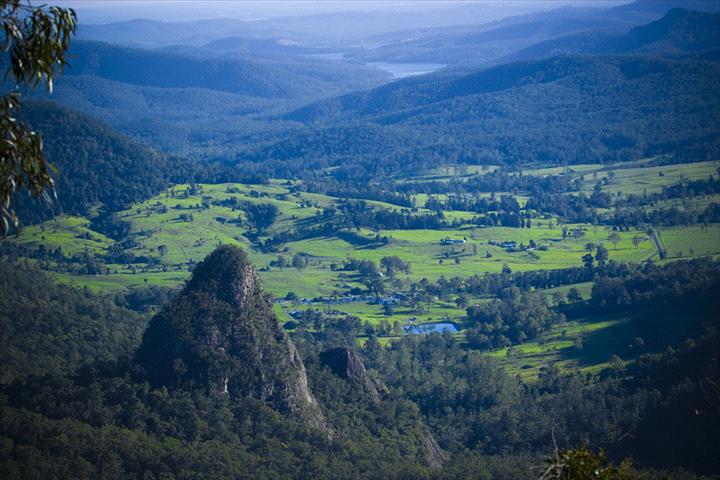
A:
[425,431,448,468]
[136,245,325,429]
[319,346,445,466]
[320,347,387,402]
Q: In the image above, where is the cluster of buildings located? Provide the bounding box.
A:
[488,240,517,250]
[440,237,467,245]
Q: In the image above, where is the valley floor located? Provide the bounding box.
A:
[8,159,720,379]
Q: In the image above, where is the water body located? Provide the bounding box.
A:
[367,62,446,79]
[404,322,459,335]
[308,52,347,61]
[306,53,445,79]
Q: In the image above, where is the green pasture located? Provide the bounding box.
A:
[397,164,500,183]
[282,299,467,328]
[659,225,720,259]
[543,282,594,303]
[487,300,708,381]
[581,160,719,196]
[8,178,718,306]
[17,216,113,256]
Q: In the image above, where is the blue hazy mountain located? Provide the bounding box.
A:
[347,0,720,65]
[506,8,720,62]
[64,41,389,99]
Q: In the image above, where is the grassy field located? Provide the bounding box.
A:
[16,181,685,297]
[17,216,114,256]
[659,225,720,258]
[13,178,719,299]
[585,160,720,196]
[521,159,719,196]
[282,298,468,328]
[486,301,710,381]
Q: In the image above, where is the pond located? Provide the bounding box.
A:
[403,322,459,335]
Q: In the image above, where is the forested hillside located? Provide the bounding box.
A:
[63,41,389,99]
[0,262,149,384]
[506,8,720,62]
[349,8,630,65]
[253,55,720,178]
[24,40,389,158]
[23,9,720,179]
[13,101,204,225]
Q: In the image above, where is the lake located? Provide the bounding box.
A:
[306,53,445,79]
[403,322,459,335]
[367,62,446,78]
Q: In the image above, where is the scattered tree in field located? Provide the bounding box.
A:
[572,228,584,242]
[566,287,582,303]
[380,255,410,277]
[365,276,385,294]
[455,294,470,309]
[292,254,308,270]
[358,259,380,277]
[595,245,609,267]
[608,355,624,370]
[608,231,621,250]
[242,202,279,233]
[392,320,401,335]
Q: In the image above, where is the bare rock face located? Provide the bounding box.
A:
[136,245,325,429]
[425,432,448,468]
[319,347,386,402]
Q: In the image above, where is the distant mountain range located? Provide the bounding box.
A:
[22,4,720,180]
[73,3,556,48]
[63,41,389,99]
[24,40,389,158]
[505,8,720,62]
[346,0,720,65]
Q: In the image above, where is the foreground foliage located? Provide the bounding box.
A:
[0,0,76,233]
